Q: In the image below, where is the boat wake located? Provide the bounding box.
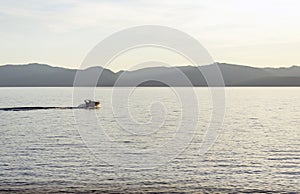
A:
[0,107,81,111]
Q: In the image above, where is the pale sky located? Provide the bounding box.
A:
[0,0,299,70]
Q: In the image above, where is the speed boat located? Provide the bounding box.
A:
[0,99,101,111]
[77,100,101,109]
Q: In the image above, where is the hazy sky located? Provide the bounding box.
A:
[0,0,299,70]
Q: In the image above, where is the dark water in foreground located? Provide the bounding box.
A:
[0,87,299,193]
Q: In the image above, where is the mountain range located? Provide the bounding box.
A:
[0,63,299,87]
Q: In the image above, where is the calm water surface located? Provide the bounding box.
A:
[0,87,299,193]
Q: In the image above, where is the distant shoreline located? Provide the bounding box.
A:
[1,63,299,87]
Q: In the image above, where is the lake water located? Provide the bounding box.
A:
[0,87,299,193]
